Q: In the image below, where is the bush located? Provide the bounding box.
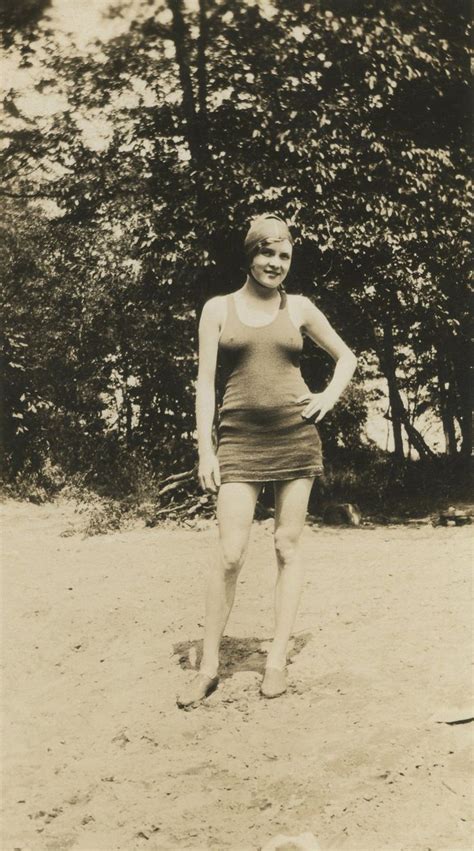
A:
[311,449,472,518]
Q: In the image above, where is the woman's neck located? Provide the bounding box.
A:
[242,273,281,302]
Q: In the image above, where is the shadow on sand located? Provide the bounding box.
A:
[173,632,313,680]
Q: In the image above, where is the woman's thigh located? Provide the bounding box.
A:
[217,482,262,547]
[273,477,315,537]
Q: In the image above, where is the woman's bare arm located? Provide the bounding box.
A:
[196,297,224,490]
[296,296,358,422]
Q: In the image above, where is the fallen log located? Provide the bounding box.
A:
[158,467,196,488]
[157,470,196,498]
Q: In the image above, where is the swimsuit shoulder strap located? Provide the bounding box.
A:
[227,291,238,317]
[218,291,239,341]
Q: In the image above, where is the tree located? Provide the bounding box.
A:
[1,0,470,483]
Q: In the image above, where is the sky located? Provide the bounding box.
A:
[47,0,146,47]
[3,0,132,102]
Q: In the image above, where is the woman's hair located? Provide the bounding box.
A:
[244,213,293,260]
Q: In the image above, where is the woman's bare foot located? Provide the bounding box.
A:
[260,667,287,698]
[176,673,219,709]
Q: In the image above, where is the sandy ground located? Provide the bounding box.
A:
[1,499,473,851]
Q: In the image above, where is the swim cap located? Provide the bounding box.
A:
[244,214,293,257]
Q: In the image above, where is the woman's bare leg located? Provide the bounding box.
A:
[266,477,315,672]
[177,481,261,706]
[200,481,262,676]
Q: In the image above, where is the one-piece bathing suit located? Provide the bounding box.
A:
[216,289,324,483]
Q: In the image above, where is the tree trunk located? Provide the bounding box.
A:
[381,320,404,461]
[197,0,208,121]
[400,405,436,459]
[372,318,436,461]
[168,0,202,166]
[167,0,209,177]
[436,347,458,455]
[167,0,211,319]
[124,386,133,448]
[449,341,472,460]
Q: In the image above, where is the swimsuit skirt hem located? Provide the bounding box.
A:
[219,466,324,484]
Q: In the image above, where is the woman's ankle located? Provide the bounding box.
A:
[265,657,287,672]
[199,663,219,680]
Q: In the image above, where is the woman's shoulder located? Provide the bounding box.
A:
[287,292,309,304]
[201,294,227,318]
[287,293,324,314]
[287,293,328,333]
[286,292,313,324]
[200,295,227,332]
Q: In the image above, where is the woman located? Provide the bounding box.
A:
[177,214,357,708]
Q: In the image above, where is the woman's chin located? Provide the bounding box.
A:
[256,277,282,289]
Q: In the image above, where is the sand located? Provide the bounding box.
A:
[1,499,472,851]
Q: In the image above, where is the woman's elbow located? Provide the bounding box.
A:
[342,349,358,373]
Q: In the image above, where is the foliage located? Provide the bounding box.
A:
[0,0,51,46]
[0,0,471,495]
[315,448,472,518]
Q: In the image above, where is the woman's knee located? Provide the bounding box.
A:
[219,537,247,573]
[274,527,300,564]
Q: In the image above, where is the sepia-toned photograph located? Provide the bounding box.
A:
[1,1,471,849]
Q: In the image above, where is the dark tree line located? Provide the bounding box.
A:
[0,0,471,492]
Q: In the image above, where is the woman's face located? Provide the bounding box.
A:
[249,239,293,290]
